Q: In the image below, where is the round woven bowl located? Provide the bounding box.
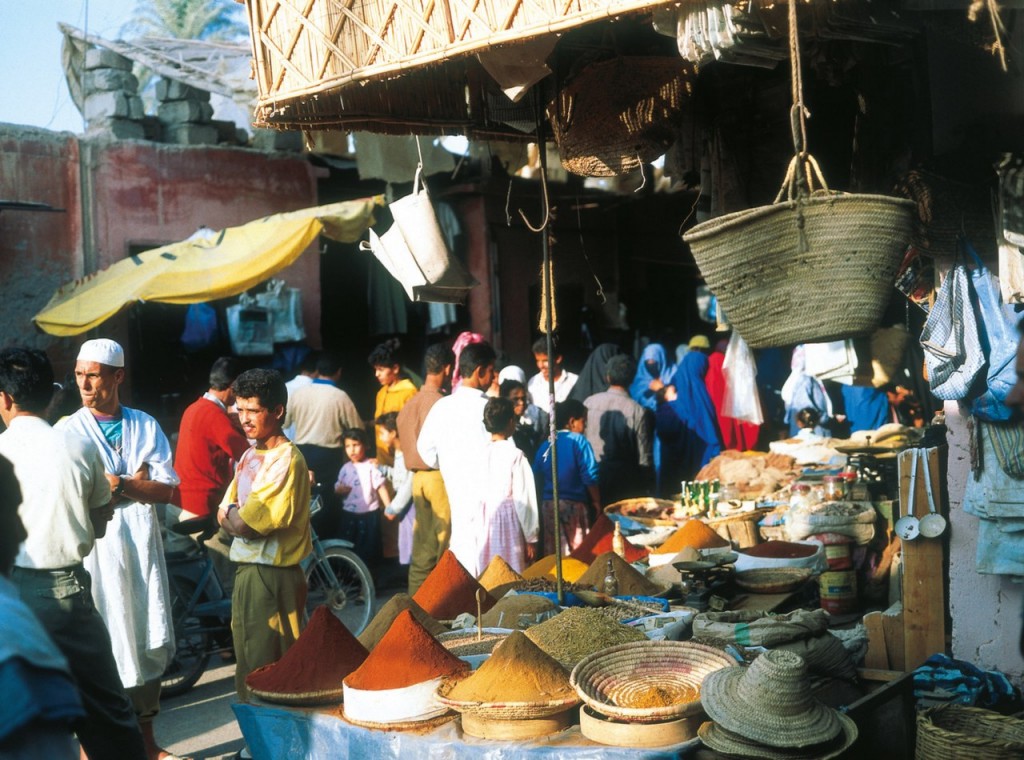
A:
[916,703,1024,760]
[435,678,579,720]
[570,641,738,724]
[734,568,813,594]
[604,498,681,528]
[248,685,343,706]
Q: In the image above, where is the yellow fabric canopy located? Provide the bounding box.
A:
[34,198,379,337]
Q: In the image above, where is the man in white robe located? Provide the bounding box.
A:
[417,342,496,576]
[60,339,178,760]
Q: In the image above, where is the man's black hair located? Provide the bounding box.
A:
[500,379,526,398]
[459,342,496,379]
[0,347,55,414]
[555,399,587,430]
[424,343,455,376]
[606,354,636,388]
[375,411,398,433]
[209,356,241,391]
[796,407,821,429]
[368,338,402,368]
[532,335,561,357]
[316,352,343,377]
[233,368,287,409]
[342,427,368,446]
[298,349,320,374]
[483,397,516,434]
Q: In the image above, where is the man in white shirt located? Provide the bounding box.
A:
[0,346,146,760]
[527,336,578,418]
[417,341,496,575]
[285,352,361,536]
[283,350,318,440]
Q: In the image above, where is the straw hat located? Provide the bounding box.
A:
[698,715,858,760]
[700,649,844,748]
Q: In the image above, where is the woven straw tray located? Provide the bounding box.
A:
[435,679,580,720]
[734,568,814,594]
[248,685,343,706]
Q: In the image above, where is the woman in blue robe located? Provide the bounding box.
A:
[655,352,723,496]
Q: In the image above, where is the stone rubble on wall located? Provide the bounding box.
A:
[83,47,145,140]
[80,45,253,149]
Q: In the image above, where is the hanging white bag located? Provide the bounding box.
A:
[254,279,306,343]
[360,167,478,304]
[721,330,764,425]
[226,294,274,356]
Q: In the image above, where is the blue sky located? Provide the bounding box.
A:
[2,2,158,133]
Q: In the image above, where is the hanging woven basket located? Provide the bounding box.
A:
[547,57,695,177]
[682,0,914,348]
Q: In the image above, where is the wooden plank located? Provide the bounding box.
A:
[863,611,889,670]
[900,447,947,670]
[856,668,906,683]
[882,603,905,671]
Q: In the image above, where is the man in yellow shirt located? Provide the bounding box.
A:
[217,369,311,701]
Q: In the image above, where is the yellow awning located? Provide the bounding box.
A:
[34,198,379,337]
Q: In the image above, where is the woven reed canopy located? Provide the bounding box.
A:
[244,0,679,137]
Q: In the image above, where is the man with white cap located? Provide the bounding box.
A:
[60,338,179,760]
[0,346,147,760]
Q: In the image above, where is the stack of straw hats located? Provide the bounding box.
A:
[698,649,858,759]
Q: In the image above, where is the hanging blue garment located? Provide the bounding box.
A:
[840,384,890,433]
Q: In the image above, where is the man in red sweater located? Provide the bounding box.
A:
[175,357,250,519]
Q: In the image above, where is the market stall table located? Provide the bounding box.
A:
[233,703,701,758]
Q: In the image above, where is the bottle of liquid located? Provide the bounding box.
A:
[603,558,619,597]
[612,522,626,559]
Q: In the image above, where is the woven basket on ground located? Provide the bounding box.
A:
[683,177,915,349]
[916,703,1024,760]
[547,56,695,177]
[435,678,580,720]
[570,640,737,723]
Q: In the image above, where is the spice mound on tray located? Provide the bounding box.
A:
[577,551,663,597]
[358,593,446,651]
[412,550,496,620]
[478,555,524,592]
[622,683,699,709]
[245,605,369,702]
[447,630,575,704]
[569,514,649,564]
[521,554,589,582]
[480,593,558,630]
[525,607,647,669]
[344,609,469,691]
[651,519,730,555]
[741,541,818,559]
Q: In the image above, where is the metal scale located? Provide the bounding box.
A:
[672,555,736,611]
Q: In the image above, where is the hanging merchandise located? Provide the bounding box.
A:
[180,302,219,352]
[547,57,696,177]
[254,279,306,343]
[361,167,478,304]
[682,0,915,349]
[226,294,274,356]
[919,243,986,401]
[721,331,764,425]
[997,242,1024,304]
[961,240,1023,421]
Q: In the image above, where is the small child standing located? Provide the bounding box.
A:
[533,399,600,556]
[375,412,414,569]
[334,427,390,565]
[478,398,539,574]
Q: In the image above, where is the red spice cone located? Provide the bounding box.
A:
[245,605,369,695]
[344,609,469,691]
[412,550,497,619]
[569,514,649,564]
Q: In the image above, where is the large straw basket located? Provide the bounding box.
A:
[570,641,737,723]
[683,183,915,349]
[916,704,1024,760]
[435,678,579,720]
[548,57,695,177]
[247,684,343,707]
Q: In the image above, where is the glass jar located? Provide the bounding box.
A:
[822,475,846,501]
[790,483,813,511]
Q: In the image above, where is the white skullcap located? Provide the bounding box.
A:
[77,338,125,368]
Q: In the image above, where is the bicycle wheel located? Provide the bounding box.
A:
[305,546,375,636]
[161,577,211,697]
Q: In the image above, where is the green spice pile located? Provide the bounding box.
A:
[524,607,647,669]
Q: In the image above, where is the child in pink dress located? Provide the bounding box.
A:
[334,427,390,565]
[478,398,539,574]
